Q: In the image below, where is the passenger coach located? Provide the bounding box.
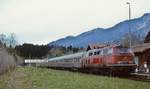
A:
[48,52,85,69]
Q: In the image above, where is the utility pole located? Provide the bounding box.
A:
[126,2,132,48]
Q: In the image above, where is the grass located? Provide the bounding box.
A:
[1,67,150,89]
[0,72,12,89]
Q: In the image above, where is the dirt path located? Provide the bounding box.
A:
[6,67,33,89]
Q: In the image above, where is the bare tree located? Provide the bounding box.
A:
[0,34,6,45]
[8,33,17,48]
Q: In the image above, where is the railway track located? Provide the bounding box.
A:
[30,65,150,82]
[69,69,150,82]
[129,73,150,82]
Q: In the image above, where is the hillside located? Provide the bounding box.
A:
[48,13,150,47]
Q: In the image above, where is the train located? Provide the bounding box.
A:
[48,45,137,75]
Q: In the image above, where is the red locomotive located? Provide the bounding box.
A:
[48,45,137,75]
[81,45,136,74]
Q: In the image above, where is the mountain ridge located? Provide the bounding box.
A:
[48,13,150,47]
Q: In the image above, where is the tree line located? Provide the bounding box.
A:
[15,43,84,59]
[15,43,49,59]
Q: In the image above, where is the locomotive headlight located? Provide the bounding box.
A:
[129,61,133,64]
[117,60,128,64]
[117,61,122,64]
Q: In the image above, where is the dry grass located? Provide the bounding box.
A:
[0,71,11,89]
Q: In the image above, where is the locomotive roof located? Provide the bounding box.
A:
[87,44,129,50]
[86,44,123,51]
[48,52,86,61]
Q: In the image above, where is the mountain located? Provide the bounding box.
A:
[48,13,150,47]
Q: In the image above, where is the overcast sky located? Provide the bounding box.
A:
[0,0,150,45]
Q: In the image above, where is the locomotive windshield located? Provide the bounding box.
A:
[115,47,132,54]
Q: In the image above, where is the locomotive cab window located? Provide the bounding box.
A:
[74,58,79,62]
[114,47,132,55]
[89,52,93,56]
[103,48,108,55]
[108,48,113,55]
[94,52,97,55]
[97,50,101,55]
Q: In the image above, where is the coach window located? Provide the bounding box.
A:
[74,58,76,62]
[60,59,63,62]
[77,57,80,62]
[69,59,72,62]
[67,59,71,62]
[74,58,77,62]
[62,59,65,62]
[77,59,79,62]
[64,59,67,62]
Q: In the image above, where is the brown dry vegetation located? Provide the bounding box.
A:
[0,48,16,74]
